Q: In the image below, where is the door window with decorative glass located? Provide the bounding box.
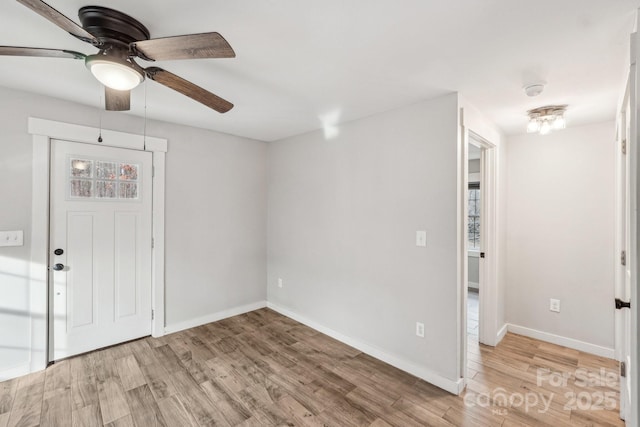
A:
[69,157,140,200]
[468,183,480,249]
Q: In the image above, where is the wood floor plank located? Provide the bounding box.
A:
[368,418,393,427]
[116,355,147,392]
[236,380,285,411]
[0,309,625,427]
[277,394,324,426]
[126,385,167,427]
[6,381,44,427]
[199,381,252,425]
[69,354,96,384]
[71,404,102,427]
[0,412,10,427]
[152,345,183,374]
[42,360,70,401]
[317,399,377,426]
[138,362,176,401]
[128,340,157,367]
[0,379,17,415]
[245,402,290,426]
[15,370,45,391]
[97,379,130,425]
[169,370,231,426]
[40,393,71,427]
[71,379,99,410]
[105,413,135,427]
[156,394,198,427]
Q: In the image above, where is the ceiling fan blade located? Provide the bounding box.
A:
[132,33,235,61]
[105,87,130,111]
[17,0,99,45]
[0,46,85,59]
[146,67,233,113]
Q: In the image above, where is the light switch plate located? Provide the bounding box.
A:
[416,230,427,247]
[0,230,23,247]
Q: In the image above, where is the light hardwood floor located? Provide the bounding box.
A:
[0,308,623,426]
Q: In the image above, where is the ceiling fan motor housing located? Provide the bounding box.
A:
[78,6,150,48]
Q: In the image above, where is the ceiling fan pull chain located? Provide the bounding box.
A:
[98,92,103,143]
[143,79,147,150]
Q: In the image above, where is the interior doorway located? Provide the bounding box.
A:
[459,125,499,387]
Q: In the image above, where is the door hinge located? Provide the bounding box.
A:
[615,298,631,309]
[152,166,155,177]
[622,138,627,155]
[152,238,154,249]
[621,250,626,266]
[620,361,626,378]
[152,309,155,320]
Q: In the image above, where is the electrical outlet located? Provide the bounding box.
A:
[277,278,283,288]
[416,322,425,338]
[549,299,560,313]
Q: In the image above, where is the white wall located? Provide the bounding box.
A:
[154,121,267,328]
[0,86,267,378]
[267,94,461,389]
[506,121,615,351]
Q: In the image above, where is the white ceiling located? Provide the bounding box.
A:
[0,0,638,142]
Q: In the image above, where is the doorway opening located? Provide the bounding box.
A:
[459,124,499,388]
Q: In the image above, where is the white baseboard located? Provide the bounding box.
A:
[164,301,267,334]
[507,324,615,359]
[267,302,463,395]
[0,363,31,382]
[496,323,508,344]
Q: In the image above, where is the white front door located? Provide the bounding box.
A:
[616,89,632,421]
[49,139,153,360]
[616,25,640,425]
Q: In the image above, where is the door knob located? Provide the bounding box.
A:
[54,248,64,255]
[615,298,631,309]
[51,263,64,271]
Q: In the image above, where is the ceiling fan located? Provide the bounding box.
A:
[0,0,235,112]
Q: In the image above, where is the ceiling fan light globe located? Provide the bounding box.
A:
[85,56,144,91]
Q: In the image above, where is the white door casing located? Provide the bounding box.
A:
[50,140,152,360]
[26,118,166,377]
[457,104,502,390]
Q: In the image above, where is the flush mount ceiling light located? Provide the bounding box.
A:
[85,54,145,91]
[526,105,567,135]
